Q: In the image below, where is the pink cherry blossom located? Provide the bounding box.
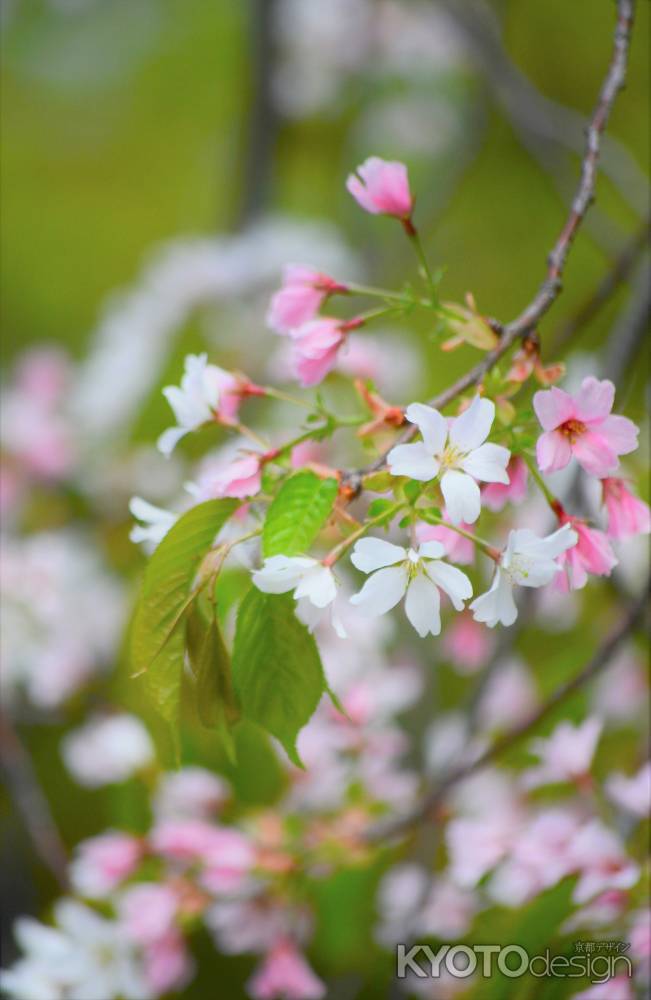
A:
[533,376,638,477]
[69,832,142,898]
[489,808,580,906]
[601,477,650,540]
[291,318,350,386]
[119,883,178,946]
[569,819,640,903]
[554,515,617,591]
[346,157,414,220]
[572,975,634,999]
[629,908,651,977]
[143,931,192,996]
[267,266,346,334]
[191,453,264,500]
[247,939,325,1000]
[441,612,495,673]
[522,718,602,789]
[150,820,255,892]
[605,762,651,818]
[416,512,474,565]
[481,456,528,512]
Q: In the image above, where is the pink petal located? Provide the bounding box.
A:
[574,376,615,422]
[598,414,639,457]
[571,431,618,477]
[533,387,575,431]
[346,174,380,214]
[536,430,572,473]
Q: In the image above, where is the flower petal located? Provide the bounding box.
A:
[471,571,517,628]
[405,402,448,454]
[350,537,407,573]
[404,573,441,637]
[157,426,188,457]
[294,565,337,607]
[387,442,440,481]
[449,396,495,451]
[461,443,510,484]
[425,561,473,610]
[533,386,575,431]
[441,470,481,525]
[598,414,639,456]
[574,377,615,423]
[349,565,408,616]
[536,430,572,473]
[571,431,618,477]
[417,539,446,560]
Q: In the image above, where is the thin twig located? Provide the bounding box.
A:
[365,576,649,842]
[342,0,636,495]
[0,714,69,889]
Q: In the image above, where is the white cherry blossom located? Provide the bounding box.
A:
[129,496,178,551]
[349,537,472,637]
[470,524,578,628]
[387,396,510,524]
[252,555,345,636]
[157,353,225,456]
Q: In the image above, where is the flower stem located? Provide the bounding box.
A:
[406,228,436,297]
[345,281,430,308]
[323,502,406,567]
[523,454,563,516]
[425,513,500,562]
[262,386,312,410]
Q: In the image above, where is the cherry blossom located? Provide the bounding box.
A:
[252,555,345,636]
[153,767,231,821]
[290,317,352,386]
[388,396,510,524]
[605,762,651,819]
[247,939,325,1000]
[441,612,494,673]
[533,376,638,477]
[61,714,154,788]
[267,265,346,333]
[187,452,264,500]
[349,537,472,637]
[481,456,528,512]
[554,515,617,591]
[569,819,640,904]
[70,833,143,899]
[346,156,414,220]
[601,477,650,540]
[471,524,577,627]
[129,496,177,551]
[521,718,602,789]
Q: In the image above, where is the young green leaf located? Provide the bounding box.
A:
[262,470,338,558]
[186,606,238,762]
[131,498,238,721]
[232,589,326,766]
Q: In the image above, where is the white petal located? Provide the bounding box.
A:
[417,540,446,560]
[157,426,188,456]
[350,537,407,573]
[461,443,510,484]
[449,396,495,451]
[404,573,441,637]
[295,596,322,630]
[470,571,517,628]
[294,565,337,607]
[252,555,315,593]
[512,524,578,561]
[350,565,408,616]
[440,470,481,525]
[405,402,448,454]
[129,496,173,525]
[387,442,439,481]
[425,561,473,610]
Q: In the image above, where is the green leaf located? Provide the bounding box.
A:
[262,470,338,558]
[186,606,237,762]
[232,589,326,766]
[131,498,238,721]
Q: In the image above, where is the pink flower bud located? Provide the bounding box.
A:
[267,266,346,334]
[346,157,414,221]
[601,477,650,540]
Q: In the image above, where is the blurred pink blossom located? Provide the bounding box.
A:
[601,477,650,540]
[248,939,325,1000]
[482,456,528,512]
[554,516,617,591]
[267,265,346,334]
[70,833,142,899]
[442,613,494,673]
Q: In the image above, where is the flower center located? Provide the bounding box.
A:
[438,444,464,472]
[559,418,587,442]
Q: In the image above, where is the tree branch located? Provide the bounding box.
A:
[342,0,636,494]
[365,575,649,842]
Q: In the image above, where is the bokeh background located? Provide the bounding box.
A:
[1,0,649,996]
